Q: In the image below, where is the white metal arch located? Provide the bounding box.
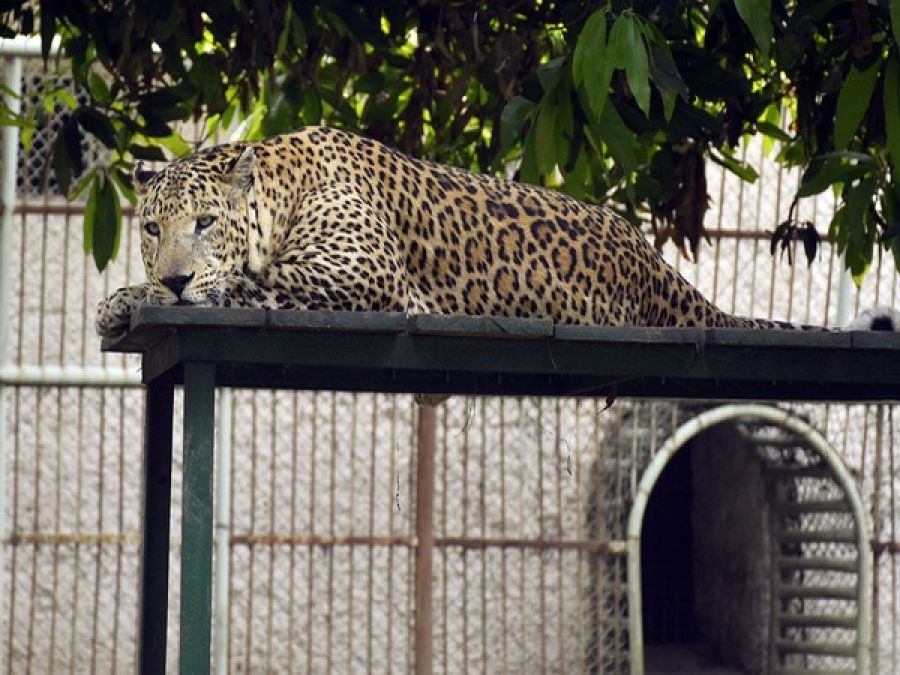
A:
[625,403,871,675]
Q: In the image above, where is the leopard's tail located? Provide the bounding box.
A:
[712,306,900,331]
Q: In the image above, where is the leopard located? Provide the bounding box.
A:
[96,125,898,341]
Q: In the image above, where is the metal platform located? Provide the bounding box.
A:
[103,307,900,674]
[106,306,900,401]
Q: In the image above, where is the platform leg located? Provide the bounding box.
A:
[180,363,216,675]
[140,373,175,675]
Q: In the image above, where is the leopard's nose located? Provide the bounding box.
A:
[161,273,194,298]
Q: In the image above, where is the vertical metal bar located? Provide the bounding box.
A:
[326,393,337,673]
[889,407,897,673]
[139,372,175,675]
[212,389,233,675]
[347,394,358,674]
[265,393,277,670]
[414,405,436,675]
[287,393,299,674]
[386,396,397,671]
[516,400,526,675]
[366,395,377,674]
[536,404,547,672]
[244,394,257,671]
[226,393,237,670]
[872,406,884,675]
[554,400,565,675]
[180,363,216,675]
[0,54,22,673]
[439,403,448,674]
[498,400,508,675]
[462,399,472,670]
[89,388,106,674]
[479,399,487,675]
[305,393,318,675]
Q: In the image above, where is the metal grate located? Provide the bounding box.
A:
[15,61,109,197]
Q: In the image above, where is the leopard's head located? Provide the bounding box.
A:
[134,144,258,306]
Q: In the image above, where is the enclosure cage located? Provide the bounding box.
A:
[0,42,898,674]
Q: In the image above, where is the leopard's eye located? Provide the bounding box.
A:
[196,215,216,232]
[144,221,160,237]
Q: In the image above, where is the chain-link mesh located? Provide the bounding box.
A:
[17,59,108,197]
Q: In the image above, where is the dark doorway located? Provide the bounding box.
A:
[641,442,695,646]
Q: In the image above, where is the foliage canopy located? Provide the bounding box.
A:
[2,0,899,279]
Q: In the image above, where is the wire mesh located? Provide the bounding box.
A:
[0,54,898,674]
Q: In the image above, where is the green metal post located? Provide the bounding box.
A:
[140,372,175,675]
[180,363,216,675]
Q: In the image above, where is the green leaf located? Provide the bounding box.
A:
[573,10,606,87]
[534,97,558,175]
[40,1,56,61]
[83,175,98,255]
[591,102,638,172]
[156,133,191,157]
[833,176,876,280]
[734,0,773,59]
[110,167,137,206]
[834,61,880,151]
[554,81,574,167]
[87,176,123,271]
[891,0,900,52]
[797,159,871,197]
[563,144,589,201]
[88,73,111,106]
[607,15,629,70]
[537,57,565,94]
[756,121,790,142]
[621,16,651,117]
[647,43,688,121]
[519,122,540,184]
[128,144,168,161]
[499,96,533,156]
[712,150,759,182]
[52,132,72,195]
[884,56,900,169]
[75,106,118,149]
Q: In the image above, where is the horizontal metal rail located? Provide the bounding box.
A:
[0,365,141,387]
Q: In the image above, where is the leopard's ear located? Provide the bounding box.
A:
[134,162,156,196]
[224,146,256,194]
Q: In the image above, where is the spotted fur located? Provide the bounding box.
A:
[96,126,884,339]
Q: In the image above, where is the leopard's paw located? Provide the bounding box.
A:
[96,285,147,339]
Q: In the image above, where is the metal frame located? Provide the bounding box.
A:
[625,404,872,675]
[102,308,896,674]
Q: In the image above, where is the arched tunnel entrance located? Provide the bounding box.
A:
[627,405,871,675]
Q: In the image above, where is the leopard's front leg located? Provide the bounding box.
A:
[95,282,151,339]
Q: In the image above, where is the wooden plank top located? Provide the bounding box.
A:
[102,307,900,401]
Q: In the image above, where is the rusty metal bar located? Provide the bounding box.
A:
[13,203,137,217]
[5,533,135,545]
[286,394,299,674]
[872,542,900,554]
[439,404,449,675]
[347,394,357,675]
[229,533,632,552]
[366,395,378,674]
[415,405,436,675]
[326,394,337,673]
